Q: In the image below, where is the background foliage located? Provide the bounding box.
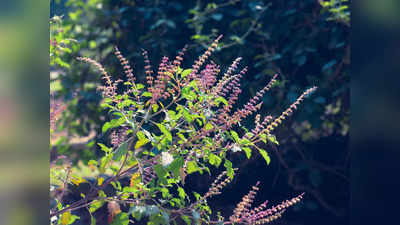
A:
[50,0,349,224]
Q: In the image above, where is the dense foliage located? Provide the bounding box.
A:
[50,0,349,224]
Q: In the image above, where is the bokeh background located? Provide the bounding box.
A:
[1,0,400,225]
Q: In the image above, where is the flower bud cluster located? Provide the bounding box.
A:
[142,49,154,86]
[204,172,232,198]
[77,57,119,100]
[254,209,285,224]
[229,74,278,127]
[262,86,317,134]
[114,46,135,83]
[173,45,187,69]
[187,35,222,84]
[198,62,218,92]
[212,57,242,96]
[244,115,273,139]
[110,128,127,149]
[50,96,66,131]
[224,67,247,112]
[248,193,304,224]
[193,169,236,208]
[229,182,304,224]
[229,181,260,223]
[150,56,171,103]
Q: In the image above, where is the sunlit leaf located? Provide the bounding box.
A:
[208,153,222,167]
[157,124,172,142]
[180,69,192,79]
[70,177,87,186]
[186,161,199,174]
[61,210,71,225]
[142,91,152,97]
[224,159,234,179]
[242,147,252,159]
[97,177,104,186]
[258,149,271,165]
[205,122,213,131]
[102,117,125,133]
[230,131,239,142]
[113,140,129,161]
[135,138,149,149]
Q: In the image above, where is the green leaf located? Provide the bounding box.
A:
[181,215,191,225]
[259,133,267,143]
[182,87,196,101]
[224,159,234,179]
[208,153,222,167]
[239,137,252,146]
[136,83,145,89]
[161,212,170,225]
[183,109,193,123]
[177,187,186,200]
[135,138,149,149]
[267,135,279,145]
[91,216,96,225]
[157,124,172,143]
[193,192,201,201]
[242,147,252,159]
[110,213,129,225]
[118,99,136,109]
[112,140,129,161]
[110,181,122,191]
[180,69,192,79]
[244,132,254,139]
[100,154,113,173]
[195,118,203,126]
[167,110,176,120]
[142,91,152,97]
[102,117,125,133]
[67,214,80,225]
[171,198,182,207]
[186,161,199,174]
[160,187,170,198]
[154,164,167,178]
[152,103,159,112]
[89,200,104,213]
[129,205,145,221]
[97,143,111,154]
[204,122,213,131]
[98,190,107,198]
[177,133,187,142]
[88,160,98,167]
[168,157,184,178]
[230,131,239,142]
[258,149,271,165]
[137,131,146,140]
